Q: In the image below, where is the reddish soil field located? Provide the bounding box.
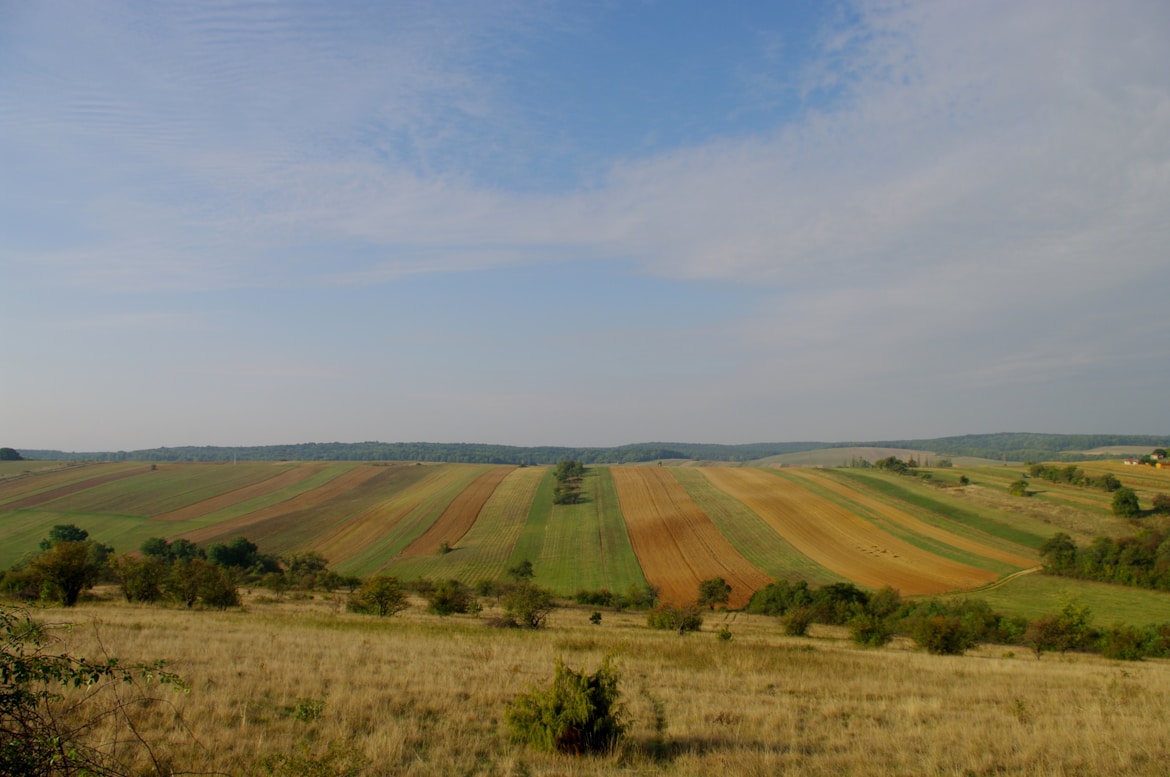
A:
[398,466,514,557]
[153,464,328,522]
[701,467,997,595]
[610,466,771,608]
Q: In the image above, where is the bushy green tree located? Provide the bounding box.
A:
[1112,487,1141,518]
[109,554,167,603]
[31,541,105,607]
[696,577,731,609]
[502,582,556,629]
[426,579,473,615]
[350,576,409,617]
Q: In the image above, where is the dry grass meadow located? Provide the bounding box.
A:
[34,589,1170,777]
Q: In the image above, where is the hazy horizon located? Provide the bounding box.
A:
[4,1,1168,451]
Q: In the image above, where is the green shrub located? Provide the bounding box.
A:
[502,582,555,629]
[1099,626,1148,661]
[646,605,703,634]
[911,615,976,655]
[506,657,626,755]
[783,605,815,636]
[426,579,473,615]
[849,613,894,647]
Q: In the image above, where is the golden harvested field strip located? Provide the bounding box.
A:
[0,465,152,509]
[153,463,327,522]
[179,464,386,545]
[701,467,997,594]
[398,466,514,557]
[780,469,1036,568]
[610,466,770,608]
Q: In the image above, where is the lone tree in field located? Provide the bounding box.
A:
[0,447,22,460]
[697,577,732,609]
[502,582,556,629]
[507,559,535,581]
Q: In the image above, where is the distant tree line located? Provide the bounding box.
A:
[19,434,1170,465]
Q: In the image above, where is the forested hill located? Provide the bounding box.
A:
[14,433,1169,465]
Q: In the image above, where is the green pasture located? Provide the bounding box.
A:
[946,571,1170,627]
[668,467,844,585]
[506,467,645,596]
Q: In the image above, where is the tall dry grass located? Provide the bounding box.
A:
[33,592,1170,776]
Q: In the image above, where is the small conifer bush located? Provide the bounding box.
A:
[506,657,626,755]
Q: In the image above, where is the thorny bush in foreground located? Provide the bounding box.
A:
[0,604,187,777]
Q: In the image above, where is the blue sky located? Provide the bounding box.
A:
[2,0,1168,451]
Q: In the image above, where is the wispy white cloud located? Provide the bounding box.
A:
[3,0,1168,447]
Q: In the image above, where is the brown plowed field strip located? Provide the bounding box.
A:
[0,466,152,509]
[179,466,386,544]
[153,464,328,522]
[610,466,771,608]
[783,469,1036,568]
[398,466,514,557]
[700,468,997,594]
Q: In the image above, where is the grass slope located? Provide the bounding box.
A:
[507,467,646,595]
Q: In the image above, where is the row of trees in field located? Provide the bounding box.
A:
[552,459,585,504]
[743,578,1170,660]
[1026,463,1122,491]
[1040,528,1170,590]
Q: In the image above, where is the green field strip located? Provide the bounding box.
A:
[506,468,645,595]
[832,469,1049,549]
[667,467,844,585]
[590,467,649,593]
[21,463,294,516]
[339,465,495,577]
[770,469,1021,577]
[159,463,361,532]
[507,469,556,576]
[0,510,147,567]
[375,466,548,584]
[210,464,442,555]
[0,463,151,508]
[944,571,1170,626]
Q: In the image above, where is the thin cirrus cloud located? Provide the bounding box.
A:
[1,0,1168,449]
